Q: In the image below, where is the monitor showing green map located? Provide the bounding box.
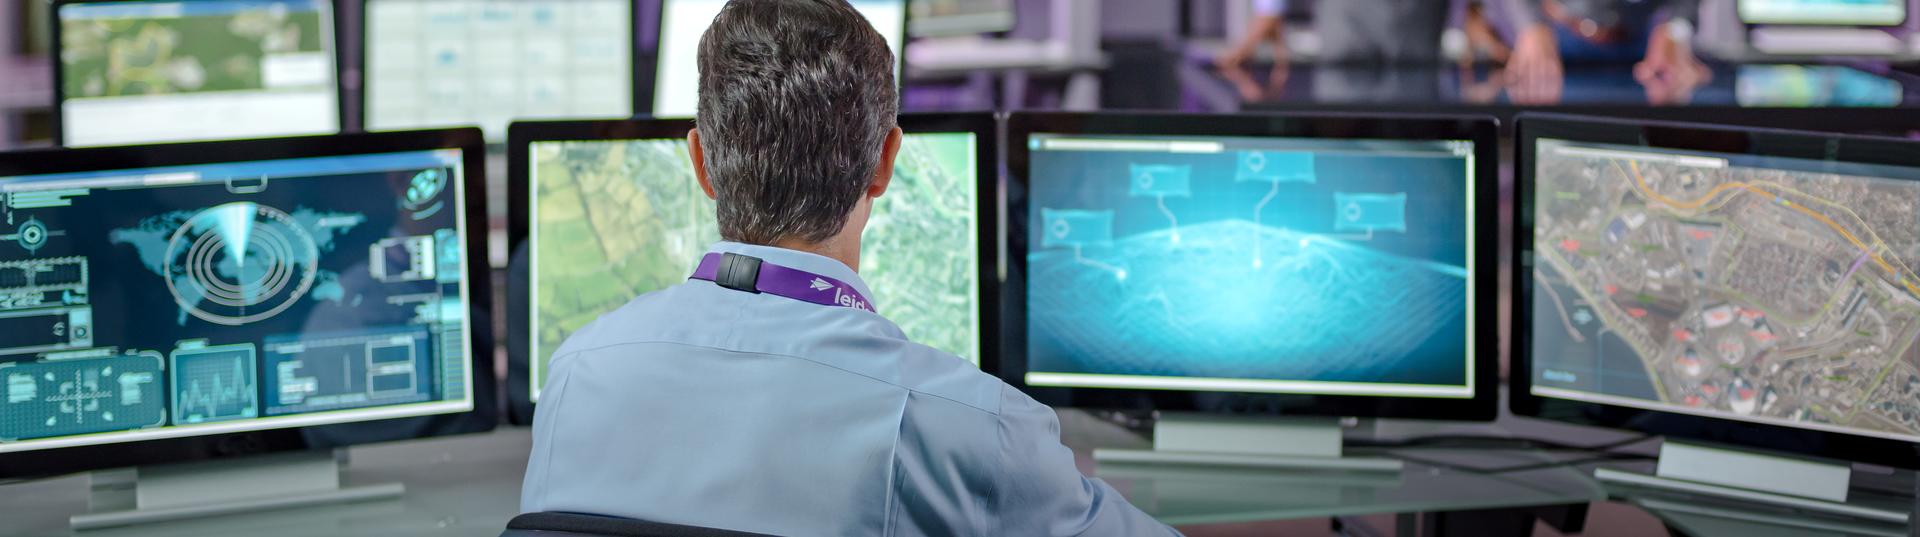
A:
[56,0,341,147]
[526,132,982,400]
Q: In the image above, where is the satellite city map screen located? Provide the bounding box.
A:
[57,0,341,147]
[0,149,476,452]
[652,0,903,118]
[527,132,981,399]
[1023,135,1477,397]
[364,0,633,141]
[1529,138,1920,443]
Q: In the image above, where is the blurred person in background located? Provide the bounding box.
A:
[1218,0,1510,68]
[1496,0,1710,103]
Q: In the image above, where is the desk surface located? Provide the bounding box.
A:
[0,409,1907,536]
[1,410,1611,537]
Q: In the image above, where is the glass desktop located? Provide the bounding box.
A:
[0,149,476,452]
[651,0,904,118]
[1529,138,1920,444]
[1022,135,1478,398]
[57,0,342,147]
[526,131,980,399]
[363,0,633,142]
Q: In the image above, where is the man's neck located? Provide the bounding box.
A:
[771,236,862,274]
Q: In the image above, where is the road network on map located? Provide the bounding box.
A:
[1533,142,1920,438]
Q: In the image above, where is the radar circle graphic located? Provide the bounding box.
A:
[163,202,319,326]
[17,218,48,253]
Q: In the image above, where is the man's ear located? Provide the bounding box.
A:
[868,127,903,199]
[689,128,717,200]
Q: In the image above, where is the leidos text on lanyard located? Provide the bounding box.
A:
[690,252,878,313]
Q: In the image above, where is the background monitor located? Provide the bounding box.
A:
[1515,114,1920,469]
[361,0,638,142]
[0,128,493,477]
[54,0,342,147]
[1738,0,1908,26]
[505,113,997,422]
[649,0,905,118]
[909,0,1014,37]
[1003,112,1499,420]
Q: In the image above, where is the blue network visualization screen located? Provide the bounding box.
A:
[0,150,476,452]
[1024,134,1477,398]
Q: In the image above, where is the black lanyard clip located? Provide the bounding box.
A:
[715,252,764,294]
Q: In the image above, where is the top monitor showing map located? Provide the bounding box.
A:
[504,114,996,417]
[55,0,342,147]
[362,0,636,142]
[1519,115,1920,463]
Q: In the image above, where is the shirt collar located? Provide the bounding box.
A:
[703,241,879,310]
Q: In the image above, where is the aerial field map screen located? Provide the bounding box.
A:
[58,0,340,147]
[1530,139,1920,442]
[527,133,982,399]
[1022,134,1477,397]
[0,150,477,452]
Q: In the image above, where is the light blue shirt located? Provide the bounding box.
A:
[522,242,1177,536]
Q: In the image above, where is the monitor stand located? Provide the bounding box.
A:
[1093,413,1403,472]
[1594,440,1909,525]
[71,450,404,530]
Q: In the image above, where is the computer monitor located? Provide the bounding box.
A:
[1004,112,1499,466]
[1738,0,1908,26]
[909,0,1014,37]
[1515,115,1920,480]
[53,0,343,147]
[504,112,997,422]
[649,0,905,118]
[360,0,639,142]
[0,129,491,487]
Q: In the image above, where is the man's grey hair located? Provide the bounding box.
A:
[695,0,899,245]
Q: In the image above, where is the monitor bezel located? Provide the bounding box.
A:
[49,0,351,147]
[0,127,498,478]
[1003,111,1501,422]
[1512,113,1920,470]
[354,0,649,140]
[503,112,1002,424]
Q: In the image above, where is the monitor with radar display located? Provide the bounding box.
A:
[361,0,638,142]
[0,129,492,484]
[54,0,343,147]
[505,113,997,422]
[1739,0,1907,26]
[1005,112,1499,426]
[650,0,904,118]
[1516,115,1920,474]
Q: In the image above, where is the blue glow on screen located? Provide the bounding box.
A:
[1025,136,1473,390]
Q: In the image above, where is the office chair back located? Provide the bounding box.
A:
[501,512,776,537]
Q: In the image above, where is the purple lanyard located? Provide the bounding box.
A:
[690,252,877,313]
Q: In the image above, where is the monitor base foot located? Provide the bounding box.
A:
[1093,413,1404,472]
[72,450,404,530]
